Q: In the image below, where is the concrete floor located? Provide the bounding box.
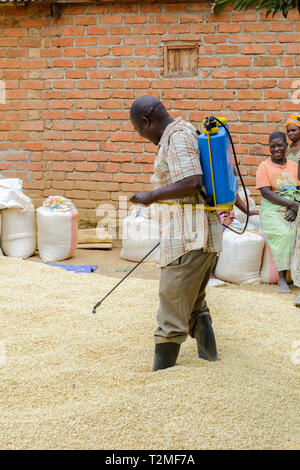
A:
[29,247,161,281]
[28,246,300,297]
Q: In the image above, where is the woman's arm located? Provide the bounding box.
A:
[260,186,300,213]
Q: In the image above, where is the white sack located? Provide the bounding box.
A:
[234,188,261,232]
[1,203,36,259]
[260,234,279,284]
[214,220,265,285]
[0,178,32,211]
[120,206,160,263]
[37,196,78,263]
[0,212,2,256]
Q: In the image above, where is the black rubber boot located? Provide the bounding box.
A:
[152,342,181,371]
[194,315,218,361]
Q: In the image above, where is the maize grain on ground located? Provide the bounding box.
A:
[0,257,299,450]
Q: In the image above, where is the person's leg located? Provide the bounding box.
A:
[153,249,216,370]
[188,254,219,361]
[278,270,291,294]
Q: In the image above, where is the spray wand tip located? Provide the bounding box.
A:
[92,300,102,314]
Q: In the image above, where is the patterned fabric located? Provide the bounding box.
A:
[286,145,300,164]
[260,196,297,272]
[151,117,222,267]
[291,208,300,287]
[286,113,300,127]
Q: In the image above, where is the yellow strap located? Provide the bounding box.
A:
[207,131,217,208]
[152,201,234,212]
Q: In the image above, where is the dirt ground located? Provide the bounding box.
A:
[29,246,300,298]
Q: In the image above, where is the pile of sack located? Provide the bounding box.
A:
[0,178,77,263]
[214,189,278,285]
[120,205,160,264]
[120,190,279,285]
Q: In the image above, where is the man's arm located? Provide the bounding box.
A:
[130,174,204,206]
[235,192,259,216]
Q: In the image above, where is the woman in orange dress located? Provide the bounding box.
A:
[256,131,300,296]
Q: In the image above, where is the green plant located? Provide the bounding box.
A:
[213,0,300,18]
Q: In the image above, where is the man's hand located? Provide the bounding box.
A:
[249,209,259,216]
[130,175,203,207]
[130,191,154,206]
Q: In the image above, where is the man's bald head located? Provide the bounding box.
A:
[130,96,168,123]
[130,96,172,145]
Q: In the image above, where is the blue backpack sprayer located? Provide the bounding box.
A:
[92,116,250,313]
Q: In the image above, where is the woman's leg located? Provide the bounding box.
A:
[278,270,291,293]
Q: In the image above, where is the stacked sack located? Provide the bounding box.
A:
[0,178,36,259]
[37,196,78,262]
[0,212,2,256]
[214,188,279,285]
[0,180,78,263]
[214,220,265,285]
[120,205,160,264]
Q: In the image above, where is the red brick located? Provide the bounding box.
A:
[193,24,215,33]
[5,28,27,37]
[238,90,262,100]
[75,162,98,172]
[279,101,300,112]
[218,24,240,33]
[176,79,200,89]
[52,162,74,172]
[264,90,288,99]
[113,174,135,183]
[255,34,276,43]
[87,26,108,35]
[230,102,253,111]
[254,101,278,111]
[167,25,190,34]
[76,37,98,46]
[252,80,277,89]
[198,57,222,67]
[112,46,133,56]
[266,113,282,122]
[241,45,265,54]
[63,27,85,36]
[262,69,285,78]
[75,16,97,26]
[144,25,166,35]
[240,112,265,122]
[243,24,266,32]
[279,33,300,43]
[286,45,300,54]
[227,57,251,66]
[101,163,119,173]
[87,47,110,57]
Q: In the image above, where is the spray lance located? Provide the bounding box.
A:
[92,116,250,313]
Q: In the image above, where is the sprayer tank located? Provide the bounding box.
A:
[198,125,237,207]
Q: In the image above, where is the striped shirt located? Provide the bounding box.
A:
[151,117,223,267]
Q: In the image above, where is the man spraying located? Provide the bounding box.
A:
[129,95,223,371]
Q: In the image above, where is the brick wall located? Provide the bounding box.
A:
[0,0,299,231]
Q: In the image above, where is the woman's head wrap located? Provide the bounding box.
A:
[286,113,300,127]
